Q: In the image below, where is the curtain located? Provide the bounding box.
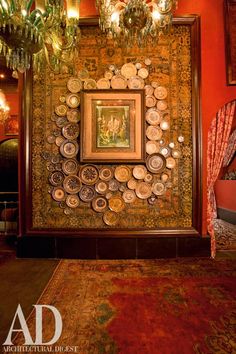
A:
[223,129,236,167]
[207,100,235,257]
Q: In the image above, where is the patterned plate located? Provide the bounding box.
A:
[122,189,136,203]
[99,167,114,181]
[127,178,137,190]
[166,157,176,169]
[77,69,89,81]
[52,187,66,202]
[67,77,82,93]
[79,164,99,185]
[84,78,97,90]
[145,95,157,108]
[128,76,145,89]
[66,93,80,108]
[160,120,170,131]
[146,126,163,141]
[172,149,182,158]
[108,195,125,212]
[103,210,119,226]
[55,104,68,117]
[144,173,153,183]
[62,158,79,175]
[56,116,67,128]
[146,109,162,125]
[49,171,64,186]
[67,109,80,123]
[96,78,110,89]
[66,194,80,208]
[154,86,168,100]
[133,165,147,180]
[108,179,120,192]
[146,153,166,173]
[161,173,169,182]
[104,70,113,80]
[144,85,154,96]
[114,165,132,182]
[79,185,96,202]
[92,196,108,213]
[138,67,149,79]
[63,175,81,194]
[152,181,166,196]
[135,182,152,200]
[121,63,137,79]
[144,58,152,66]
[146,140,160,155]
[95,180,108,194]
[157,100,168,111]
[111,74,127,89]
[62,122,80,140]
[55,136,65,147]
[160,146,171,157]
[60,140,79,158]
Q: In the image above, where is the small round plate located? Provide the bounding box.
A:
[108,179,120,191]
[84,78,97,89]
[166,157,176,169]
[146,153,166,173]
[60,140,79,158]
[66,93,80,108]
[67,77,82,93]
[62,158,79,175]
[121,63,137,79]
[145,95,157,108]
[151,81,159,88]
[146,109,161,125]
[67,109,80,123]
[104,70,113,80]
[146,140,160,155]
[52,187,66,202]
[135,182,152,200]
[146,126,163,141]
[144,58,152,66]
[160,120,170,131]
[114,165,132,182]
[79,165,99,185]
[55,136,65,147]
[138,67,149,79]
[111,75,127,89]
[108,195,125,212]
[144,85,154,96]
[128,76,145,89]
[122,189,136,203]
[172,149,182,158]
[144,173,153,183]
[56,117,67,128]
[161,173,169,182]
[62,122,80,140]
[157,100,168,111]
[127,178,137,190]
[152,181,166,196]
[92,196,108,213]
[95,180,108,194]
[160,146,171,157]
[99,167,114,181]
[49,171,64,186]
[63,175,81,194]
[55,104,67,117]
[103,210,119,226]
[133,165,147,180]
[79,185,96,202]
[97,78,110,89]
[66,194,80,208]
[154,86,168,100]
[77,69,89,81]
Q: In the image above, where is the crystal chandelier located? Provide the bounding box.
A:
[0,0,81,73]
[0,89,10,124]
[96,0,178,47]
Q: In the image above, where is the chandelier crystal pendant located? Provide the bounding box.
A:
[96,0,178,47]
[0,0,81,72]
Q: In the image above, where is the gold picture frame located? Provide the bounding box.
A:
[80,90,145,163]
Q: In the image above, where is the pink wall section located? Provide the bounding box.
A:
[215,180,236,211]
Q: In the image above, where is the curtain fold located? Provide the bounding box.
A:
[223,129,236,167]
[207,100,235,257]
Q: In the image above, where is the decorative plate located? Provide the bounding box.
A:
[144,58,152,66]
[95,180,108,194]
[146,109,161,125]
[67,109,80,123]
[111,74,127,89]
[114,165,132,182]
[59,95,66,103]
[157,100,168,111]
[66,93,80,108]
[154,86,168,100]
[67,77,82,93]
[47,135,56,144]
[145,95,157,108]
[104,70,113,80]
[96,78,110,89]
[160,146,171,157]
[146,153,166,173]
[51,154,60,164]
[151,81,159,88]
[62,122,80,140]
[79,164,99,185]
[55,136,65,147]
[99,167,114,181]
[103,210,119,226]
[166,157,176,169]
[49,171,64,186]
[63,175,81,194]
[152,181,166,196]
[77,69,89,81]
[144,173,153,183]
[60,140,79,158]
[66,194,80,208]
[127,178,137,190]
[146,140,160,155]
[62,158,79,175]
[122,189,136,203]
[135,62,142,69]
[55,104,68,117]
[108,195,125,212]
[138,67,149,79]
[108,179,120,192]
[52,187,66,202]
[146,126,163,141]
[128,76,145,89]
[160,120,170,131]
[161,173,169,182]
[84,78,97,90]
[135,182,152,200]
[144,85,154,96]
[172,149,181,158]
[56,116,67,128]
[133,165,147,180]
[92,196,108,213]
[121,63,137,79]
[79,185,96,202]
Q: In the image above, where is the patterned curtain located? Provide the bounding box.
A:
[207,100,236,257]
[223,129,236,167]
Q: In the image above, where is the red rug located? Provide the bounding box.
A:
[13,258,236,353]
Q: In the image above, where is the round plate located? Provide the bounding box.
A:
[154,86,168,100]
[152,181,166,196]
[146,153,166,173]
[128,76,145,89]
[144,173,153,183]
[92,196,108,213]
[111,74,127,89]
[160,146,171,157]
[79,165,99,185]
[67,109,80,123]
[146,126,163,141]
[103,210,119,226]
[77,69,89,81]
[145,95,157,108]
[157,100,168,111]
[104,70,113,80]
[62,158,79,175]
[56,117,67,128]
[144,85,154,96]
[161,173,169,182]
[62,122,79,140]
[135,62,142,69]
[49,171,64,186]
[172,149,182,158]
[66,194,80,208]
[114,165,132,182]
[95,180,108,194]
[60,140,79,158]
[55,136,65,147]
[127,178,137,190]
[84,78,97,89]
[144,58,152,66]
[138,67,149,79]
[160,120,170,131]
[151,81,159,88]
[133,165,147,180]
[146,140,160,155]
[67,77,82,93]
[121,63,137,79]
[99,167,114,181]
[52,187,66,202]
[66,93,80,108]
[122,189,136,203]
[166,157,176,169]
[146,109,161,125]
[55,104,67,117]
[63,175,81,194]
[96,78,110,89]
[79,185,96,202]
[135,182,152,200]
[108,195,125,212]
[108,179,120,191]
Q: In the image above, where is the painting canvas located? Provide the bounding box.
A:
[4,115,19,135]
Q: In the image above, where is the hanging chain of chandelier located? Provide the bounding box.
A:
[96,0,178,47]
[0,0,81,72]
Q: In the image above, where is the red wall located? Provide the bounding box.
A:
[0,91,19,140]
[215,180,236,211]
[80,0,236,235]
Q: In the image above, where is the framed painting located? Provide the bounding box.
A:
[80,89,145,163]
[4,115,19,135]
[224,0,236,85]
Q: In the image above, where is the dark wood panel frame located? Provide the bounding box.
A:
[19,16,202,239]
[224,0,236,85]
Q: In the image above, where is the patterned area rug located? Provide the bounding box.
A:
[13,258,236,354]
